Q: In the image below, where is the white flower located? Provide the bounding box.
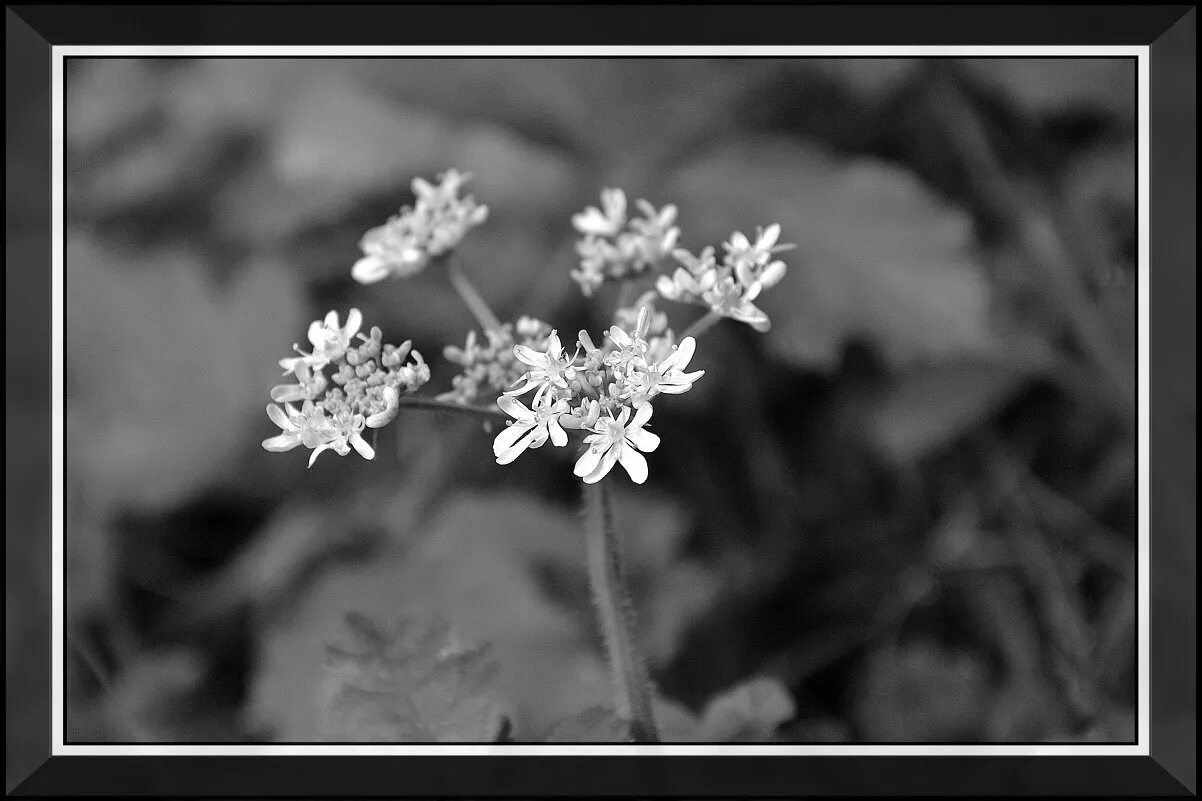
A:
[657,247,719,302]
[704,277,771,332]
[493,395,570,464]
[262,402,336,467]
[506,331,577,406]
[572,188,627,237]
[628,199,680,262]
[270,359,327,403]
[352,223,428,283]
[623,336,704,402]
[560,398,601,430]
[656,265,717,301]
[603,308,651,373]
[262,401,374,467]
[282,309,363,371]
[351,170,488,284]
[725,224,792,290]
[322,413,375,464]
[573,404,660,484]
[570,190,680,296]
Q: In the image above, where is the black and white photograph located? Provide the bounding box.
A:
[54,53,1146,745]
[5,4,1196,797]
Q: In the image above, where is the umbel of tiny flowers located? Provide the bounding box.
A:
[657,223,794,333]
[437,316,556,406]
[351,169,489,284]
[263,308,429,467]
[490,305,704,484]
[571,188,680,297]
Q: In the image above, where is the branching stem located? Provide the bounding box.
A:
[681,309,722,340]
[585,480,658,742]
[396,396,506,420]
[445,257,503,335]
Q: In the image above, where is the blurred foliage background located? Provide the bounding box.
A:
[39,57,1161,744]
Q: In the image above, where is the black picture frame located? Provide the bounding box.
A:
[5,3,1195,797]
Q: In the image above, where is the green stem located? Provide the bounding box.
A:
[396,396,506,420]
[680,309,722,340]
[446,257,503,335]
[585,480,658,742]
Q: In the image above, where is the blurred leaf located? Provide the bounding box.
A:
[66,60,160,151]
[860,358,1044,463]
[320,615,508,742]
[71,127,235,215]
[350,59,752,165]
[247,491,612,740]
[217,69,577,247]
[667,137,1001,370]
[854,638,993,742]
[66,234,304,510]
[69,646,208,743]
[962,58,1135,119]
[1062,138,1137,282]
[691,676,796,742]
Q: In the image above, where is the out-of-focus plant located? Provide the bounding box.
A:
[261,171,795,742]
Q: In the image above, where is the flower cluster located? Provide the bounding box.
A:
[657,224,793,332]
[492,303,703,484]
[352,170,489,284]
[436,316,555,406]
[263,309,430,466]
[571,188,680,297]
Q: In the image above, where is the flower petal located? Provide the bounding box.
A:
[662,337,696,372]
[656,275,679,299]
[365,387,400,428]
[350,432,375,460]
[307,319,327,347]
[760,223,781,250]
[352,255,390,284]
[496,426,546,465]
[343,308,363,339]
[573,444,607,478]
[270,383,309,403]
[497,394,535,421]
[493,421,535,457]
[760,260,786,288]
[513,344,550,368]
[631,403,653,430]
[503,377,541,397]
[547,417,568,447]
[617,446,648,484]
[266,403,294,431]
[582,445,621,484]
[625,427,660,452]
[608,326,630,348]
[261,433,300,452]
[307,442,335,468]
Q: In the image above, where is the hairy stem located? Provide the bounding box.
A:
[681,309,722,340]
[585,480,659,742]
[446,258,503,335]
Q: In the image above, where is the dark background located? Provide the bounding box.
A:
[16,56,1161,749]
